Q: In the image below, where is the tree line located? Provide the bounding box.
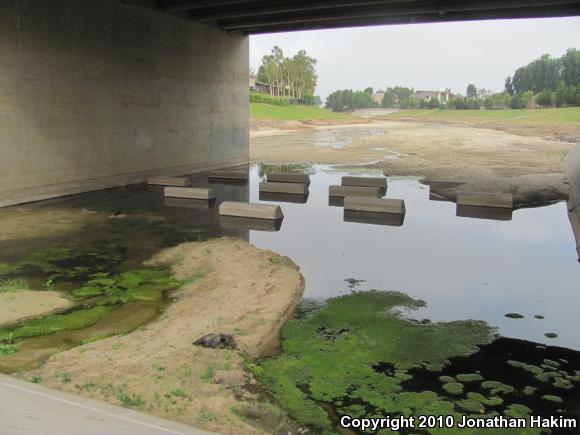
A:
[256,46,317,102]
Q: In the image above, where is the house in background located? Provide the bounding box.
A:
[250,75,280,96]
[414,89,453,103]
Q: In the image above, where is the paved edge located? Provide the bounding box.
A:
[564,144,580,261]
[0,374,214,435]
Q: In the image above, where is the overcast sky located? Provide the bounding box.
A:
[250,17,580,100]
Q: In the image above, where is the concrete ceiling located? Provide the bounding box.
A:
[125,0,580,34]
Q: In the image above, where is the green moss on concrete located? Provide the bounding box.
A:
[254,291,494,434]
[0,306,113,341]
[71,269,179,305]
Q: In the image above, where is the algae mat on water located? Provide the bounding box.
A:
[254,291,536,434]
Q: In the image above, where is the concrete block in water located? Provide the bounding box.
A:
[456,205,513,221]
[344,197,406,215]
[344,210,405,227]
[259,182,308,195]
[220,216,283,232]
[329,185,382,198]
[267,173,310,185]
[342,176,387,189]
[164,187,216,200]
[148,176,191,187]
[457,192,513,209]
[207,170,248,180]
[164,198,217,210]
[219,201,283,220]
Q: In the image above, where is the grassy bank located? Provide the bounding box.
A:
[388,107,580,126]
[250,102,352,121]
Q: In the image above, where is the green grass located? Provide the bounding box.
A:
[250,103,353,121]
[0,278,29,293]
[387,107,580,126]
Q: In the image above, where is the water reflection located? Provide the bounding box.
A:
[250,164,580,349]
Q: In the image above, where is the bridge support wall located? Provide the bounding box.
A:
[0,0,249,206]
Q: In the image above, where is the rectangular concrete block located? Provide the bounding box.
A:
[457,192,513,209]
[259,182,308,195]
[329,185,383,198]
[267,173,310,185]
[342,176,387,189]
[220,216,283,232]
[148,177,191,187]
[164,187,216,200]
[344,197,406,214]
[219,201,283,220]
[164,197,216,210]
[208,170,249,181]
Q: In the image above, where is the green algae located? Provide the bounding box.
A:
[456,373,483,383]
[541,395,563,403]
[507,360,526,368]
[523,386,537,396]
[466,392,503,407]
[254,291,495,434]
[504,404,532,418]
[0,262,20,277]
[439,375,455,383]
[442,382,464,395]
[0,306,114,342]
[480,381,514,395]
[71,269,180,305]
[543,359,560,368]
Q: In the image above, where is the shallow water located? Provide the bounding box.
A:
[250,165,580,350]
[1,163,579,429]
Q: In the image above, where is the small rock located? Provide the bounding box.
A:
[544,333,558,339]
[534,315,545,319]
[213,369,246,387]
[504,313,524,319]
[193,334,237,349]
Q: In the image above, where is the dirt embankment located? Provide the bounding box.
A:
[251,119,575,206]
[0,291,73,328]
[23,238,305,435]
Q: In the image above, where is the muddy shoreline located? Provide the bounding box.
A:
[251,118,577,207]
[20,238,305,435]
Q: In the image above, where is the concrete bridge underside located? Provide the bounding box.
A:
[1,0,579,206]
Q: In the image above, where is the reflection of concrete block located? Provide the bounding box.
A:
[457,192,513,209]
[220,216,283,232]
[260,192,309,204]
[164,187,216,200]
[208,170,248,180]
[267,173,310,185]
[344,197,406,214]
[344,210,405,227]
[164,198,216,209]
[259,182,308,195]
[342,176,387,189]
[219,201,283,220]
[329,185,382,198]
[456,205,512,221]
[148,177,191,187]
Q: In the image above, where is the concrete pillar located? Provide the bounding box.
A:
[0,0,249,207]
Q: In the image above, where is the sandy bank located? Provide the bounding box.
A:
[23,238,304,434]
[251,119,574,206]
[0,291,73,328]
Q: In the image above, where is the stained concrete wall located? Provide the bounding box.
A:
[0,0,249,207]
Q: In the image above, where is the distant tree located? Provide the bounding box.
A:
[509,93,527,109]
[380,86,414,108]
[536,90,554,108]
[522,90,534,109]
[561,48,580,87]
[466,84,478,99]
[505,77,514,96]
[364,87,374,95]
